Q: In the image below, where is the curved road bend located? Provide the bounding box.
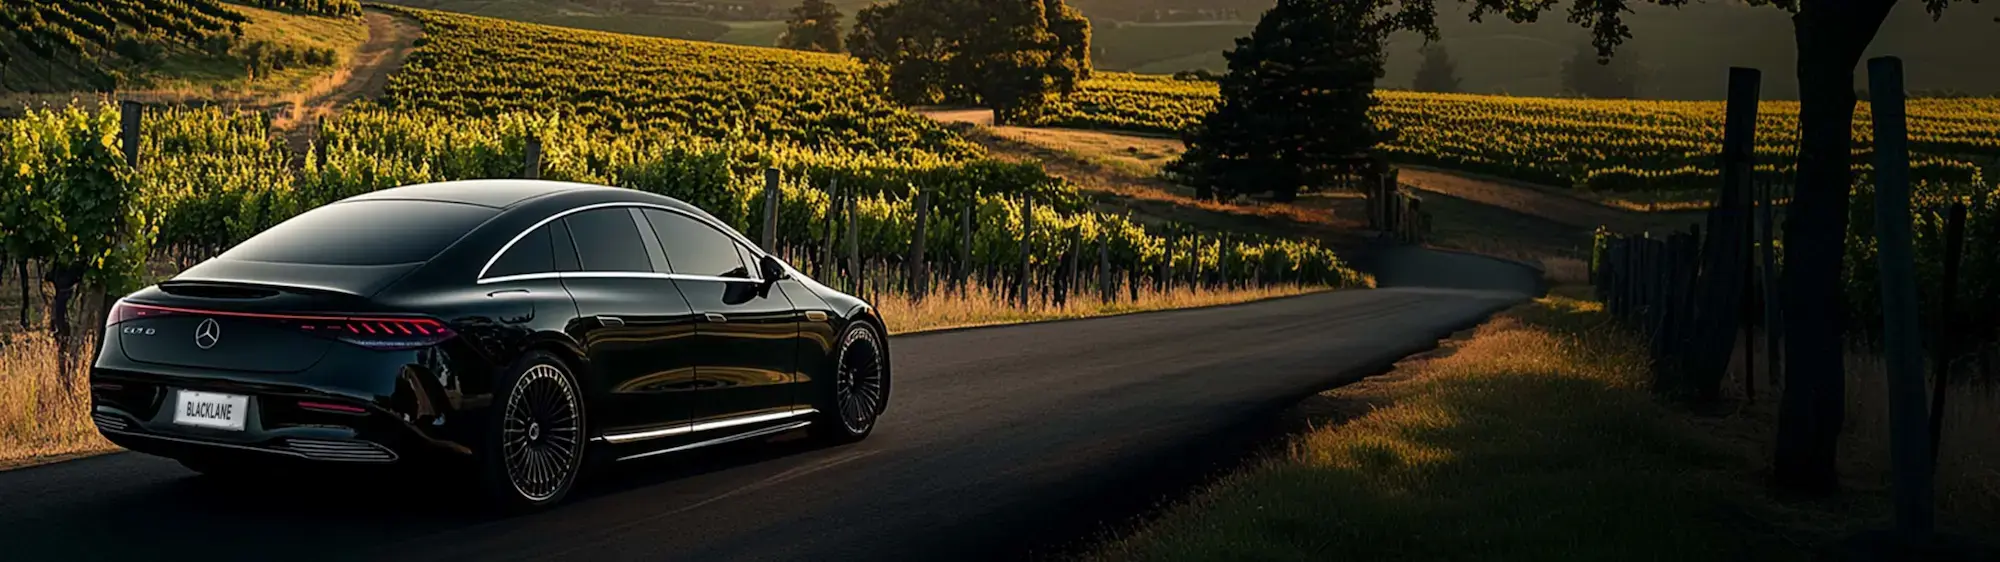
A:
[0,249,1537,562]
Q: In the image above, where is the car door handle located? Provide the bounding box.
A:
[596,316,625,327]
[704,313,728,323]
[486,289,529,298]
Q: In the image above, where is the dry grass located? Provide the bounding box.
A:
[875,278,1345,335]
[1089,288,2000,562]
[0,334,113,469]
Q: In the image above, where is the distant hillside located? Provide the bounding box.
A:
[0,1,367,96]
[366,0,2000,100]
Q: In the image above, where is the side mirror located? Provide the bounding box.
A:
[758,254,789,283]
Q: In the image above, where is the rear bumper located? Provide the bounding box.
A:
[90,339,487,466]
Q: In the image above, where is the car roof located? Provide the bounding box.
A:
[343,179,621,209]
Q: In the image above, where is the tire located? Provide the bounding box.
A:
[477,351,588,512]
[810,321,889,444]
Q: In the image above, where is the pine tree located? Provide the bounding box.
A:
[1412,42,1460,93]
[1167,0,1385,202]
[778,0,843,53]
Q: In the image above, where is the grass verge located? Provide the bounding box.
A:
[0,334,109,470]
[1087,288,1999,562]
[876,279,1342,335]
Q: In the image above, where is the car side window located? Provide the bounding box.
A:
[485,224,554,279]
[642,209,751,279]
[551,218,580,272]
[562,208,657,273]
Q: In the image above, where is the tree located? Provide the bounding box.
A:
[778,0,843,53]
[847,0,1091,124]
[1167,0,1386,203]
[1378,0,1973,500]
[1560,40,1640,98]
[1412,41,1461,93]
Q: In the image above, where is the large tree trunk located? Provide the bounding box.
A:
[1771,0,1898,498]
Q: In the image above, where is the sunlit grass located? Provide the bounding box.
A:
[876,278,1344,335]
[0,334,111,469]
[1090,289,1816,562]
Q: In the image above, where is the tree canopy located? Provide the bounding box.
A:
[847,0,1091,124]
[778,0,844,53]
[1412,42,1461,93]
[1561,39,1641,98]
[1169,0,1386,203]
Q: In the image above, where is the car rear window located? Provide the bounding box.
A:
[220,200,499,266]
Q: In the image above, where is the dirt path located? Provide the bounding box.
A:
[920,109,1374,249]
[1397,166,1706,235]
[278,8,422,152]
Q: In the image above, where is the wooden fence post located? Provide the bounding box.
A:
[846,186,861,297]
[94,100,145,337]
[1018,197,1033,309]
[1685,67,1762,401]
[523,138,542,180]
[959,203,973,289]
[761,168,781,252]
[1759,180,1785,389]
[1867,55,1935,539]
[1098,237,1111,302]
[1929,202,1966,463]
[821,178,839,280]
[910,189,932,299]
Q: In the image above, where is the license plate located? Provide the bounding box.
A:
[173,390,250,431]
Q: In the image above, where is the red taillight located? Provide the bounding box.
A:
[107,299,175,327]
[298,401,368,414]
[301,317,457,351]
[105,302,455,351]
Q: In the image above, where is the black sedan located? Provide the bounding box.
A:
[90,180,892,510]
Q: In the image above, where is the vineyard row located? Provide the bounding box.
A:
[0,105,1369,304]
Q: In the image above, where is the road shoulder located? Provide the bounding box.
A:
[1083,288,1841,562]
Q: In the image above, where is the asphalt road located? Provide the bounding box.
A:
[0,249,1534,562]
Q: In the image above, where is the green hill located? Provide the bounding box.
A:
[0,1,367,97]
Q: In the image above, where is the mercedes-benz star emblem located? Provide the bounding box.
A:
[194,318,221,350]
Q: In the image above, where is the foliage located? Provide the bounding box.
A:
[1412,42,1460,94]
[845,0,1092,124]
[1035,73,2000,195]
[0,107,151,297]
[778,0,843,53]
[377,6,978,161]
[1167,0,1386,202]
[238,0,363,18]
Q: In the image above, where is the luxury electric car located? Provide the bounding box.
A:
[90,179,891,510]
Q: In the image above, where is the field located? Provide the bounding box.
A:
[368,1,2000,99]
[1034,73,2000,196]
[0,1,367,96]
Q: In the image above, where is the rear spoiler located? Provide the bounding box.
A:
[170,259,424,298]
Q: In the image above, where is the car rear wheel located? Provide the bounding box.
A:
[478,352,587,512]
[811,322,888,444]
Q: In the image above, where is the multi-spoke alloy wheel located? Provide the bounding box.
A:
[479,353,587,511]
[831,324,887,437]
[502,364,581,502]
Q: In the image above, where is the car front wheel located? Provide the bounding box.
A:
[812,321,888,443]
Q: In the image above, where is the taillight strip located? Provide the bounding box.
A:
[115,302,446,327]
